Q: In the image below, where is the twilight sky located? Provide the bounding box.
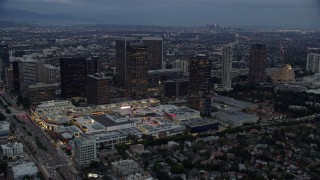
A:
[1,0,320,29]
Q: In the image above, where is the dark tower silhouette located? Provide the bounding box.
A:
[0,45,10,80]
[248,44,267,83]
[115,37,163,88]
[60,57,87,98]
[189,54,211,117]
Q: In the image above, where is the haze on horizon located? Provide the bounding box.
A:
[1,0,320,29]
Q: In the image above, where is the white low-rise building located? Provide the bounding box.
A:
[212,111,259,127]
[111,159,143,176]
[12,162,38,179]
[74,136,98,167]
[1,142,23,156]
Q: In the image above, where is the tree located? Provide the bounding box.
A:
[5,108,11,114]
[170,164,185,174]
[0,161,8,178]
[90,161,100,169]
[0,112,6,121]
[37,172,45,180]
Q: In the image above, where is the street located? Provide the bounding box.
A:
[2,92,80,180]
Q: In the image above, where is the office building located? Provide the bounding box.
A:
[12,162,38,179]
[306,53,320,73]
[111,159,143,176]
[74,136,98,166]
[60,57,87,98]
[18,59,39,96]
[1,142,24,156]
[5,65,13,90]
[248,44,267,83]
[164,79,189,98]
[143,37,163,70]
[26,83,60,104]
[148,69,184,97]
[221,44,233,90]
[189,54,211,117]
[12,60,20,93]
[172,59,189,74]
[125,43,149,99]
[86,57,100,75]
[43,64,60,83]
[86,73,113,105]
[115,37,163,88]
[0,44,9,80]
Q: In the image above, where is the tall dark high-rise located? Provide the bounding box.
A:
[125,43,149,99]
[60,57,87,98]
[189,54,211,117]
[12,61,20,93]
[86,73,113,105]
[248,44,267,83]
[115,37,163,88]
[0,44,10,80]
[86,57,100,75]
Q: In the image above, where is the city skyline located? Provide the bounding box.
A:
[0,0,320,29]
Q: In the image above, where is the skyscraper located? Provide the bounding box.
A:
[143,37,163,70]
[86,57,100,75]
[115,37,163,88]
[248,44,267,84]
[221,44,233,90]
[0,45,10,80]
[12,61,20,93]
[125,43,149,99]
[306,53,320,73]
[189,54,211,117]
[18,59,39,96]
[60,57,87,98]
[86,73,113,105]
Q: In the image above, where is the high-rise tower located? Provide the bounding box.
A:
[189,54,211,117]
[0,45,10,80]
[248,44,267,84]
[221,44,233,90]
[115,37,163,88]
[125,43,149,99]
[60,57,87,98]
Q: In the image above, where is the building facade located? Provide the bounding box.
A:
[86,73,113,105]
[148,69,184,98]
[115,37,163,88]
[1,142,24,156]
[125,43,149,99]
[189,54,211,117]
[86,57,100,75]
[74,136,98,166]
[248,44,267,83]
[0,44,9,80]
[12,60,20,93]
[111,159,143,176]
[18,59,39,96]
[26,83,60,104]
[60,57,87,98]
[221,44,233,90]
[43,64,60,83]
[306,53,320,73]
[172,59,189,75]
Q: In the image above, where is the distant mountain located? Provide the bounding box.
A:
[0,8,129,25]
